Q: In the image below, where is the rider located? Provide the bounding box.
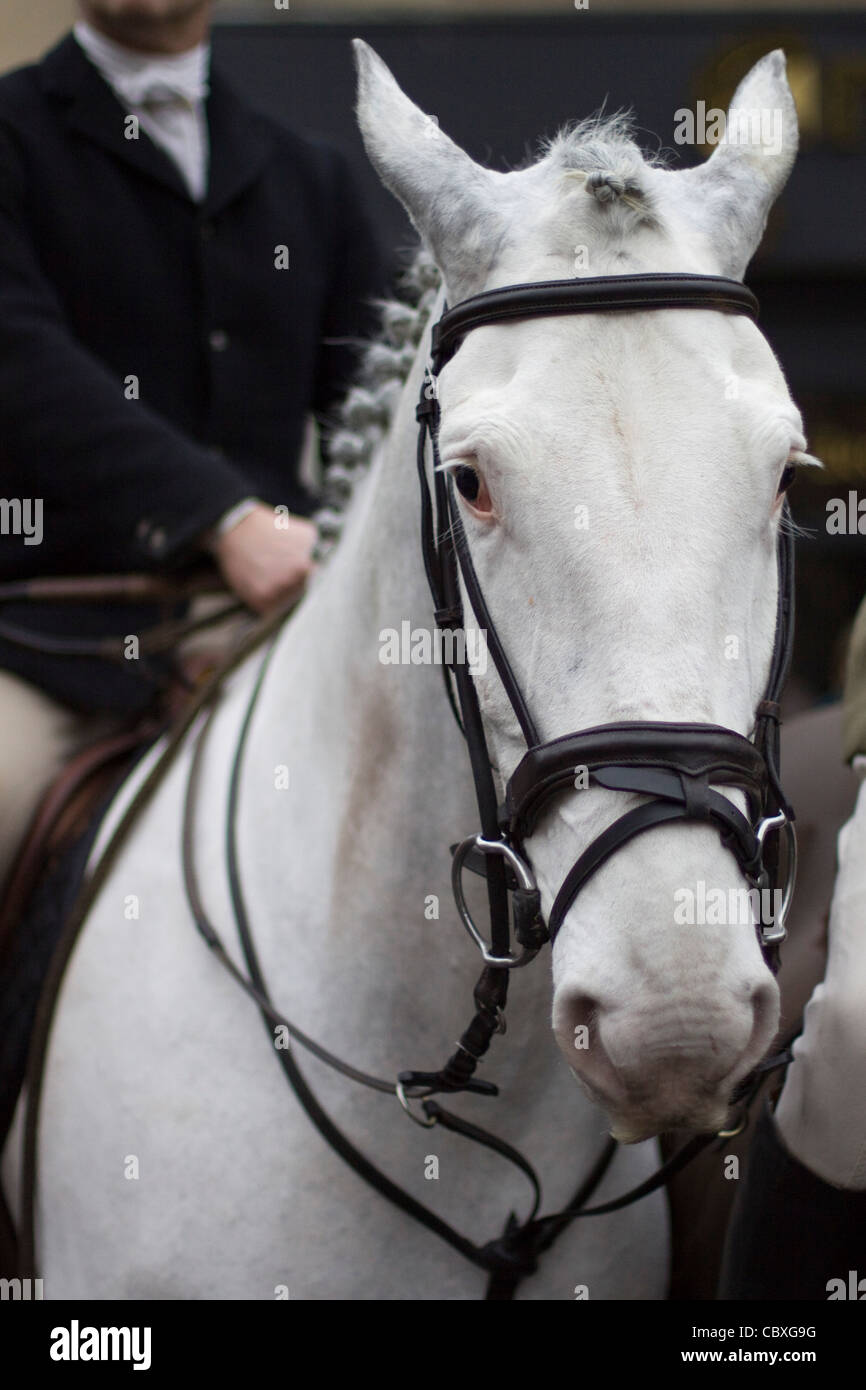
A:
[0,0,387,890]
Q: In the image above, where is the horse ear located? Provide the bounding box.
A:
[352,39,503,297]
[681,50,798,278]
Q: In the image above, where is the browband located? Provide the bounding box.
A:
[431,273,760,373]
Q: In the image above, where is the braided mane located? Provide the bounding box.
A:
[313,248,441,559]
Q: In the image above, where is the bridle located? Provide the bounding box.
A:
[18,272,799,1301]
[406,271,797,1108]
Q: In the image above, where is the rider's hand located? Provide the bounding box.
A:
[210,504,317,613]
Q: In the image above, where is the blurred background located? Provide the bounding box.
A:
[3,0,865,706]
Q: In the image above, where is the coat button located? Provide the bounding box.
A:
[208,328,229,352]
[136,518,167,553]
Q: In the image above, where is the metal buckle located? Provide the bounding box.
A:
[395,1081,438,1128]
[451,834,541,969]
[753,812,797,944]
[717,1110,747,1139]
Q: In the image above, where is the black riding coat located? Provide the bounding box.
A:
[0,35,387,711]
[719,1101,866,1300]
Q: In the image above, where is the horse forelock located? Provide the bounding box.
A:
[540,111,664,222]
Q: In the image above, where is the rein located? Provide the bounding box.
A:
[175,635,792,1296]
[0,569,242,668]
[177,633,791,1296]
[17,273,799,1300]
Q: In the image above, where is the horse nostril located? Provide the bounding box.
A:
[553,991,628,1110]
[748,979,780,1052]
[553,992,599,1058]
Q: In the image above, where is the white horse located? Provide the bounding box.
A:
[5,43,808,1300]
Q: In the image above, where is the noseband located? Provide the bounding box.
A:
[405,271,796,1099]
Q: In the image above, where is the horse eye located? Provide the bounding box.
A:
[778,462,797,495]
[454,465,480,502]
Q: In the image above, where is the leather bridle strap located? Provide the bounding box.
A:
[201,640,796,1292]
[413,268,789,989]
[0,566,241,667]
[476,1036,794,1300]
[548,796,754,945]
[754,518,796,818]
[447,473,540,747]
[179,633,647,1283]
[431,272,760,373]
[501,729,772,944]
[505,722,768,836]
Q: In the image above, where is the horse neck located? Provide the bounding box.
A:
[246,297,480,911]
[279,308,453,755]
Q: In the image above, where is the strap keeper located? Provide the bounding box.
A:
[416,396,438,422]
[724,828,763,884]
[429,329,445,377]
[679,771,712,821]
[512,888,548,951]
[397,1068,498,1098]
[757,699,781,722]
[434,605,462,629]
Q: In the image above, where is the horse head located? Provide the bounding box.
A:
[355,41,810,1141]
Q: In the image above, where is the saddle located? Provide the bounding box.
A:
[0,719,161,968]
[0,721,163,1163]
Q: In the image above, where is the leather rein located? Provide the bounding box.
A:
[18,273,798,1300]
